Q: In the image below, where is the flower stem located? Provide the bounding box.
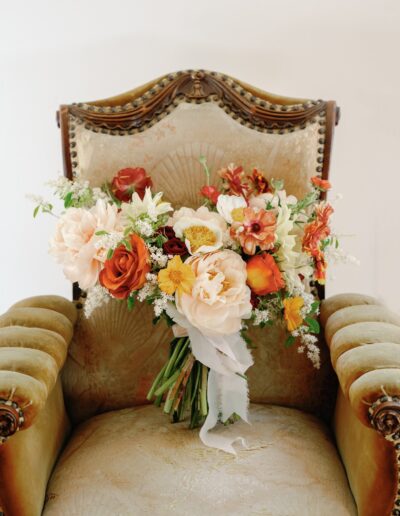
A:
[200,365,208,417]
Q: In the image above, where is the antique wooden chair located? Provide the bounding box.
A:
[0,70,399,516]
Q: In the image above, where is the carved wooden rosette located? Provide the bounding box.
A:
[0,400,24,443]
[370,398,400,436]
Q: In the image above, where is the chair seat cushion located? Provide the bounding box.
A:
[43,404,356,516]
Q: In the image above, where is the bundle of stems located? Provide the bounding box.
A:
[147,337,209,428]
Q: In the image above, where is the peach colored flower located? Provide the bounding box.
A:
[231,207,277,255]
[176,250,252,335]
[246,253,285,295]
[49,199,121,289]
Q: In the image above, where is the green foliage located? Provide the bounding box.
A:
[304,317,320,334]
[63,191,74,208]
[127,295,136,311]
[284,335,296,348]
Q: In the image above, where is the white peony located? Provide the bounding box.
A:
[216,194,247,223]
[49,199,122,289]
[176,250,252,335]
[169,206,227,255]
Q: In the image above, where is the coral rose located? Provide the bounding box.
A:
[176,250,252,335]
[246,253,285,295]
[99,234,150,299]
[111,167,153,202]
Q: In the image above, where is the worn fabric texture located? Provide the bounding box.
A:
[43,404,356,516]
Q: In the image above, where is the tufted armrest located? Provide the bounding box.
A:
[0,296,76,441]
[0,295,77,516]
[321,293,400,516]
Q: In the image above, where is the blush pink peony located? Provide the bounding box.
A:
[49,199,121,289]
[175,250,252,335]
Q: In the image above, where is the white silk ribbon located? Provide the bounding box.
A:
[166,304,253,454]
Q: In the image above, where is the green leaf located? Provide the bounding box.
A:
[305,317,320,334]
[122,239,132,251]
[127,295,135,311]
[106,248,114,260]
[310,301,320,314]
[64,191,74,208]
[285,335,296,348]
[95,230,109,236]
[33,206,40,218]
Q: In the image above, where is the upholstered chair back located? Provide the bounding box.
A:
[58,70,339,424]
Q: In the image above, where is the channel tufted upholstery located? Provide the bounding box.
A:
[0,72,399,516]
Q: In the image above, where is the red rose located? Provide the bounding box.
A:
[111,167,153,202]
[99,234,150,299]
[163,237,188,256]
[200,185,220,204]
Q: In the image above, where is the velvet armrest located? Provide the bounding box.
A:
[321,293,400,516]
[0,295,77,516]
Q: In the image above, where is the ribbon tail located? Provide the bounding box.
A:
[199,370,249,455]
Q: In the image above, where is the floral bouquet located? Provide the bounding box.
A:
[31,159,345,453]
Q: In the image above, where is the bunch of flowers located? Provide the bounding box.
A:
[32,160,345,453]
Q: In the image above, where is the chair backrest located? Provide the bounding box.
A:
[58,70,339,424]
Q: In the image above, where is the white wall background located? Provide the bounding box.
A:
[1,0,399,314]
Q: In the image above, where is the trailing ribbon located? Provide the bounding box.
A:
[167,304,253,454]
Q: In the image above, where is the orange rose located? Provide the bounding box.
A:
[99,234,150,299]
[246,253,285,295]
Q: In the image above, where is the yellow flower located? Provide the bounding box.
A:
[158,255,195,295]
[283,297,304,332]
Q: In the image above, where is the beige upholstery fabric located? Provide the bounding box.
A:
[43,404,356,516]
[334,389,397,516]
[321,293,400,515]
[0,296,76,516]
[63,300,336,424]
[322,295,400,426]
[74,103,320,207]
[0,296,76,429]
